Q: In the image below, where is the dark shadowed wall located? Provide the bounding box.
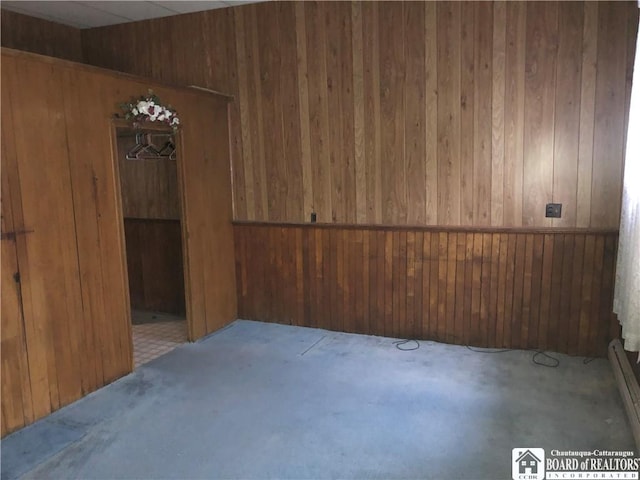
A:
[1,9,83,61]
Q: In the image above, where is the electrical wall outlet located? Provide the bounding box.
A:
[545,203,562,218]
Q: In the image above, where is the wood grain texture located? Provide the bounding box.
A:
[1,9,82,62]
[591,2,629,228]
[234,223,619,357]
[80,1,638,228]
[552,3,583,228]
[124,219,185,315]
[117,133,181,220]
[503,1,526,227]
[1,95,34,436]
[523,2,557,227]
[176,94,237,339]
[1,49,236,436]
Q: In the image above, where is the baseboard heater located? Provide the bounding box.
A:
[609,339,640,452]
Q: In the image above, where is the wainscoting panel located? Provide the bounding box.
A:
[234,223,619,357]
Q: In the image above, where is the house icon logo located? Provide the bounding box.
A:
[512,448,545,480]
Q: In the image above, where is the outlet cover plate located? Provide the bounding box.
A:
[545,203,562,218]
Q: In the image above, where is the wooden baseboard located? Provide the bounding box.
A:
[608,339,640,452]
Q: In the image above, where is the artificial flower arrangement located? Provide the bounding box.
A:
[119,90,180,130]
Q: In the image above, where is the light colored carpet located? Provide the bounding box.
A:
[1,320,634,480]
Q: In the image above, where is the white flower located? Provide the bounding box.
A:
[137,100,150,115]
[126,95,179,126]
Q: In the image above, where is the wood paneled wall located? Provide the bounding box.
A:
[124,219,185,315]
[1,9,83,62]
[1,49,236,436]
[234,223,619,357]
[117,132,181,220]
[117,132,185,315]
[81,1,638,228]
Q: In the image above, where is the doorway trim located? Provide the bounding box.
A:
[109,119,192,371]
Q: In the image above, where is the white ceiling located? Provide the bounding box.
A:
[0,1,262,29]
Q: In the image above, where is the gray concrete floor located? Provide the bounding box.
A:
[1,320,634,480]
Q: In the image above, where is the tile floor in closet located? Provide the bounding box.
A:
[131,310,187,368]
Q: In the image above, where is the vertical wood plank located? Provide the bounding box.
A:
[360,229,369,333]
[488,232,501,347]
[473,3,493,226]
[245,6,268,221]
[446,233,457,343]
[496,233,509,347]
[591,2,628,228]
[480,233,493,346]
[429,232,439,340]
[257,6,286,222]
[523,2,557,227]
[471,233,483,345]
[528,235,544,350]
[366,230,376,334]
[579,235,596,354]
[352,2,366,224]
[310,227,319,328]
[384,231,393,337]
[552,2,583,228]
[397,231,408,337]
[380,2,406,224]
[406,231,416,338]
[436,2,461,225]
[568,235,585,355]
[511,234,526,349]
[558,234,576,353]
[491,1,506,227]
[503,2,526,227]
[421,232,432,338]
[1,97,34,434]
[576,2,598,228]
[323,228,333,331]
[326,2,352,223]
[455,233,466,345]
[376,230,386,335]
[392,231,400,336]
[547,234,565,352]
[414,231,424,340]
[437,232,449,341]
[362,2,382,224]
[459,2,475,226]
[278,3,304,223]
[405,2,426,225]
[598,235,617,356]
[588,236,605,356]
[294,2,313,222]
[305,2,332,223]
[463,232,474,345]
[520,234,534,348]
[293,228,303,325]
[424,2,438,224]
